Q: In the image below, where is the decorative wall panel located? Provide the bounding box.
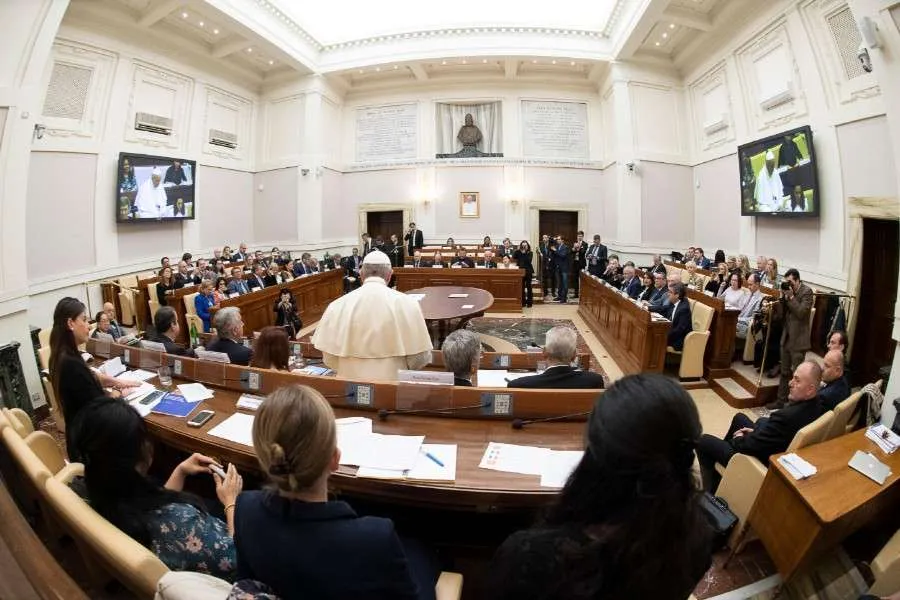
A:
[688,61,735,151]
[124,61,193,152]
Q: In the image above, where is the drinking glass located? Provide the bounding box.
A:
[157,365,173,387]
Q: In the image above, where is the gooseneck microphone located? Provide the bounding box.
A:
[378,399,493,421]
[511,411,591,429]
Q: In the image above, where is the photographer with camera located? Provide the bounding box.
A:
[768,268,813,410]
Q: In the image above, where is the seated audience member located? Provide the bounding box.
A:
[828,329,848,354]
[445,236,455,246]
[683,260,704,290]
[91,311,115,340]
[191,259,209,285]
[207,307,252,366]
[174,261,192,289]
[161,256,171,269]
[739,255,753,279]
[620,265,641,298]
[645,272,669,308]
[649,254,667,276]
[694,247,711,269]
[248,265,268,291]
[102,302,126,340]
[501,255,512,268]
[601,256,624,286]
[251,326,290,371]
[326,253,342,271]
[697,361,824,492]
[411,250,427,268]
[718,272,749,311]
[713,249,726,266]
[441,329,481,386]
[263,264,281,288]
[305,255,321,274]
[637,271,655,302]
[736,274,764,339]
[282,261,296,282]
[761,257,781,288]
[705,263,728,295]
[725,255,739,275]
[150,307,195,357]
[490,374,711,599]
[227,267,250,296]
[431,251,448,268]
[213,248,224,263]
[156,267,176,306]
[221,247,232,262]
[480,250,498,268]
[235,385,437,598]
[819,349,850,411]
[181,252,194,266]
[508,326,604,389]
[482,236,494,249]
[451,248,475,268]
[194,279,216,333]
[71,398,241,579]
[498,237,513,257]
[274,288,303,339]
[212,277,228,305]
[650,282,692,351]
[755,255,767,280]
[231,243,248,262]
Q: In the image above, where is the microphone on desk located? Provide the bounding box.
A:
[377,399,493,421]
[511,411,592,430]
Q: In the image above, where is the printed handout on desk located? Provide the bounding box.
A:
[540,450,584,488]
[236,394,265,411]
[866,424,900,454]
[460,304,475,309]
[119,368,156,382]
[177,382,214,402]
[100,357,126,377]
[356,444,458,482]
[207,413,255,447]
[336,417,374,466]
[475,369,533,388]
[124,381,156,402]
[479,442,551,476]
[448,293,469,298]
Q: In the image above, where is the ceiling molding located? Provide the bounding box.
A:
[138,0,182,28]
[409,63,429,81]
[663,5,714,32]
[505,59,519,78]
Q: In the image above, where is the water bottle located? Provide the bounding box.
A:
[189,322,198,348]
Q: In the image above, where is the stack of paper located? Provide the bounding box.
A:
[208,413,255,447]
[236,394,265,411]
[539,450,584,488]
[119,369,156,382]
[478,442,550,476]
[177,383,214,402]
[100,357,126,377]
[476,370,533,388]
[866,425,900,454]
[778,453,818,480]
[357,444,458,482]
[124,382,157,402]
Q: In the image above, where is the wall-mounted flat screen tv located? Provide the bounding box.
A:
[116,152,196,222]
[738,125,819,217]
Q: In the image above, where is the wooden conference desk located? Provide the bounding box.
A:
[749,429,900,580]
[87,340,597,511]
[394,267,524,312]
[210,269,343,339]
[577,273,670,374]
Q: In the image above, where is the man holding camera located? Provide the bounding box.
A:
[768,268,814,410]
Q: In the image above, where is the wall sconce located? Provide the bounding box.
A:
[423,197,432,209]
[509,198,520,208]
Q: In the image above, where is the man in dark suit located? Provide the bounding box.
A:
[480,250,498,268]
[693,247,711,269]
[206,307,252,366]
[819,349,851,411]
[645,272,669,310]
[325,253,342,271]
[451,249,475,268]
[442,329,480,386]
[508,326,604,389]
[230,242,249,262]
[343,249,362,292]
[697,361,824,492]
[248,265,267,291]
[572,231,587,298]
[227,267,250,296]
[649,254,667,277]
[554,236,571,303]
[650,282,692,351]
[410,250,428,268]
[770,268,814,410]
[151,306,196,357]
[404,222,424,257]
[361,232,374,256]
[620,265,642,299]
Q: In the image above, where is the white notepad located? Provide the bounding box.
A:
[540,450,584,488]
[356,444,458,482]
[448,293,469,298]
[207,413,255,447]
[479,442,550,476]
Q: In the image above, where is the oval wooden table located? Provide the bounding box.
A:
[407,286,494,346]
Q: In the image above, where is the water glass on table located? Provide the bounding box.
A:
[157,365,173,387]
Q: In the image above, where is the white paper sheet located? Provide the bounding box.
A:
[124,382,156,401]
[177,382,215,402]
[119,369,157,382]
[460,304,474,309]
[539,450,584,488]
[476,369,534,388]
[448,293,469,298]
[207,413,255,447]
[100,357,126,377]
[338,430,424,471]
[408,444,457,481]
[478,442,551,476]
[336,417,375,466]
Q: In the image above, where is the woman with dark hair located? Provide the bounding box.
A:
[92,311,113,339]
[718,272,749,311]
[71,398,241,579]
[488,374,712,600]
[156,266,176,307]
[251,326,290,371]
[482,236,493,249]
[513,240,534,308]
[273,289,302,339]
[212,277,228,306]
[713,249,726,266]
[48,298,138,459]
[637,270,655,302]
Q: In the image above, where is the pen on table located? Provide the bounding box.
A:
[423,451,445,467]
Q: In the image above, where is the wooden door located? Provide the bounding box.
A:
[854,218,899,384]
[538,210,578,245]
[366,210,403,244]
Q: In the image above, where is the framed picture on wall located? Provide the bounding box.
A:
[459,192,480,218]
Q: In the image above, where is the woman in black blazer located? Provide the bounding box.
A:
[235,385,437,599]
[156,266,176,306]
[512,240,534,307]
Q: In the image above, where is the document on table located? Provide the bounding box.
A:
[448,293,469,298]
[460,304,475,309]
[118,368,156,382]
[236,394,265,411]
[778,453,818,480]
[347,434,426,471]
[475,369,533,388]
[540,450,584,488]
[866,424,900,454]
[479,442,550,476]
[177,382,215,402]
[207,413,255,447]
[357,444,458,482]
[407,294,426,302]
[124,381,157,402]
[100,357,126,377]
[336,417,375,466]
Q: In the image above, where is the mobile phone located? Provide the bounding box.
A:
[187,409,215,428]
[209,463,227,479]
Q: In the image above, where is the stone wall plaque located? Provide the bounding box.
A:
[521,100,589,159]
[355,103,417,163]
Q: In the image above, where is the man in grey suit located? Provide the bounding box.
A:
[508,326,604,389]
[769,268,814,410]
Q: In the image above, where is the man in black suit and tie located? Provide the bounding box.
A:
[410,250,428,268]
[206,307,252,366]
[231,242,249,262]
[248,265,267,291]
[572,231,587,298]
[585,234,607,277]
[442,329,481,386]
[697,361,824,492]
[650,282,692,351]
[227,267,250,296]
[404,222,424,257]
[361,233,374,256]
[645,272,669,309]
[649,254,667,277]
[819,350,851,411]
[508,326,605,389]
[344,248,363,292]
[451,249,475,268]
[620,265,642,299]
[480,250,497,268]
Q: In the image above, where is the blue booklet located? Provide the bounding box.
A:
[151,392,202,418]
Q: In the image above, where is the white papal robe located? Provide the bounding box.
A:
[311,276,433,381]
[754,166,784,212]
[134,178,168,218]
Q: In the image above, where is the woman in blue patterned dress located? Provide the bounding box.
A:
[71,397,242,580]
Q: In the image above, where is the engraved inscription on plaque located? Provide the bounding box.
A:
[522,100,589,159]
[355,103,417,163]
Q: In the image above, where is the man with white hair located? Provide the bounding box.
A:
[311,250,433,381]
[507,326,604,389]
[754,150,785,211]
[134,167,168,218]
[441,329,481,386]
[206,306,252,366]
[102,302,125,340]
[620,265,641,299]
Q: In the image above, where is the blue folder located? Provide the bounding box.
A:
[151,392,202,418]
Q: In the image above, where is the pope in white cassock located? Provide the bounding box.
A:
[134,167,168,218]
[753,150,784,212]
[311,250,433,381]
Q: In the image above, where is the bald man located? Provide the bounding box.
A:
[818,350,850,411]
[103,302,125,340]
[697,361,824,492]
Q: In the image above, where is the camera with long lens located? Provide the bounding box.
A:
[780,281,791,291]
